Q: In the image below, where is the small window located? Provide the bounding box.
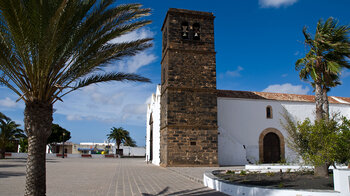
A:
[266,106,273,119]
[181,22,189,39]
[192,23,200,40]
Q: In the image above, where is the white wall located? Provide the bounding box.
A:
[122,146,146,157]
[217,97,350,166]
[145,85,161,165]
[204,171,346,196]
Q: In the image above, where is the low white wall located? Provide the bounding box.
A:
[245,164,348,171]
[334,169,350,194]
[6,153,28,158]
[122,146,145,157]
[6,152,147,159]
[6,153,109,159]
[204,171,344,196]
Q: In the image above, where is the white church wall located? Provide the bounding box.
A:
[145,85,161,165]
[217,97,350,166]
[218,97,289,165]
[281,101,350,163]
[282,101,350,122]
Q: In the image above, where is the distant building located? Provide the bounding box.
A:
[53,141,146,157]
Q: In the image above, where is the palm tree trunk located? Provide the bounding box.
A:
[314,163,329,177]
[322,87,329,120]
[315,81,324,121]
[314,80,329,176]
[24,101,53,196]
[0,148,5,159]
[116,142,120,157]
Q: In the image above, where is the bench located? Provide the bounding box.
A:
[5,152,12,157]
[56,154,67,157]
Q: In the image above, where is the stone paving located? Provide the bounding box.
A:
[0,157,235,196]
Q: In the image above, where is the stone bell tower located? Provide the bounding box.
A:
[160,8,218,166]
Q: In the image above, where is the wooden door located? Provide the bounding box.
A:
[263,132,280,163]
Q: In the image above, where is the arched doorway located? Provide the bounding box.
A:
[263,132,280,163]
[259,128,285,163]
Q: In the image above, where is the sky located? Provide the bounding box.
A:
[1,0,350,146]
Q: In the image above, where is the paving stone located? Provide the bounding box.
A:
[0,158,228,195]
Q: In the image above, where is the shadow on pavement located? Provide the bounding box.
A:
[142,187,169,195]
[1,158,27,162]
[0,164,23,168]
[142,187,228,196]
[0,171,26,178]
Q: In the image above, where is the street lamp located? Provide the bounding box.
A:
[62,132,65,158]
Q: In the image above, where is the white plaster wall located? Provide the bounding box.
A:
[122,146,146,156]
[218,97,350,166]
[145,85,161,165]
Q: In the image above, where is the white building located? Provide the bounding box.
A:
[145,8,350,166]
[79,142,145,157]
[146,86,350,166]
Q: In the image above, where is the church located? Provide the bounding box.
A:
[145,8,350,167]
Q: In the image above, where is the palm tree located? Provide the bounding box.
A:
[0,1,152,195]
[296,17,350,176]
[296,17,350,121]
[124,137,137,147]
[107,127,134,155]
[0,112,25,159]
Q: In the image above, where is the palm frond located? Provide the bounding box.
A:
[0,0,152,104]
[56,72,150,102]
[296,17,350,89]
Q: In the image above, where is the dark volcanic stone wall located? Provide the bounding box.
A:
[160,8,218,166]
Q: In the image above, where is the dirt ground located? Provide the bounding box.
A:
[214,170,334,190]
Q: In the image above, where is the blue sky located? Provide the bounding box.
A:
[1,0,350,146]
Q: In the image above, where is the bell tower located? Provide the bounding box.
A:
[160,8,218,166]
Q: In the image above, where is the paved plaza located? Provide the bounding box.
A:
[0,157,241,196]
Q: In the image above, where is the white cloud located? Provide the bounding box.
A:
[121,104,147,121]
[281,74,288,77]
[66,114,83,121]
[54,82,155,125]
[226,66,244,77]
[259,0,298,8]
[109,28,155,44]
[263,83,309,94]
[0,97,17,107]
[104,28,157,73]
[115,52,156,73]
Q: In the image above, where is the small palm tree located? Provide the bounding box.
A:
[296,17,350,177]
[0,1,152,195]
[0,112,25,159]
[296,17,350,121]
[107,127,134,155]
[124,137,137,147]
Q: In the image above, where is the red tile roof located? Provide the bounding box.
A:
[217,90,350,104]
